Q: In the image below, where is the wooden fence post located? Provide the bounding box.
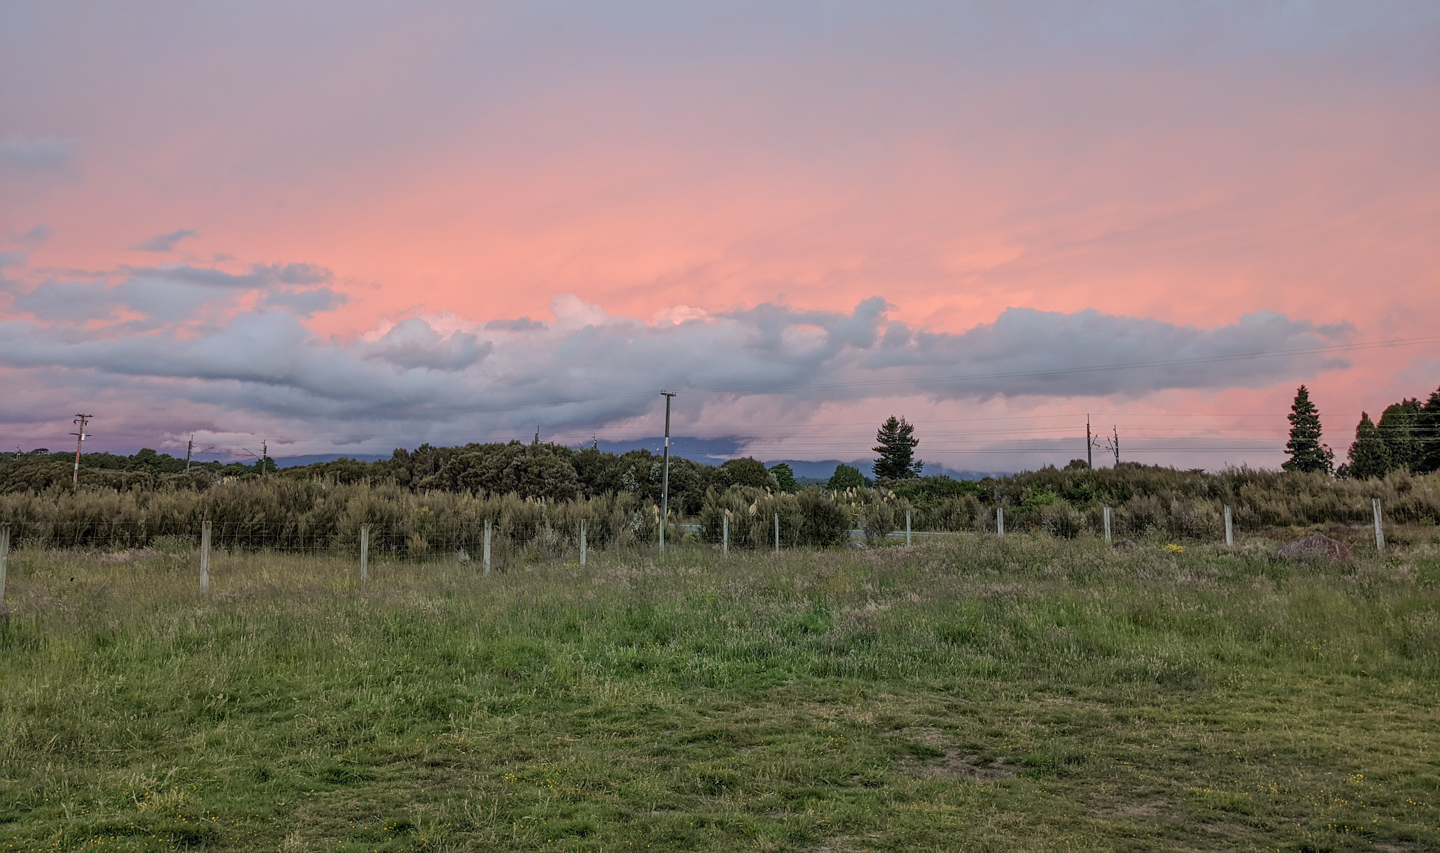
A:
[996,507,1005,537]
[580,519,586,567]
[1224,505,1233,547]
[1373,498,1385,552]
[483,519,492,576]
[1103,506,1111,543]
[360,524,370,590]
[905,509,912,547]
[0,524,9,607]
[200,521,211,597]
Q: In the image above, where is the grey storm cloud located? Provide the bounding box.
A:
[0,291,1351,444]
[0,134,77,172]
[861,308,1354,399]
[131,229,198,252]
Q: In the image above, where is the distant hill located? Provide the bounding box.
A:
[274,454,390,469]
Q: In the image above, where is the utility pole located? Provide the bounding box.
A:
[70,413,92,488]
[185,435,194,472]
[262,439,268,476]
[1105,426,1120,467]
[1086,415,1093,469]
[660,391,676,556]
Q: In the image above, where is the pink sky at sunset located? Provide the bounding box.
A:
[2,2,1437,473]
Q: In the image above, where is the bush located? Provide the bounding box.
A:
[698,486,850,549]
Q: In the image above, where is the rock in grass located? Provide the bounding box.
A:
[1112,540,1137,550]
[845,540,868,551]
[1276,533,1352,563]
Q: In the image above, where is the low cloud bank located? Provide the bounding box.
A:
[0,257,1349,453]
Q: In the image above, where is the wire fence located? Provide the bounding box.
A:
[0,497,1397,565]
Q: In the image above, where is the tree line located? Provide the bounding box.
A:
[1283,383,1440,478]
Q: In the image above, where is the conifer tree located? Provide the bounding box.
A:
[1282,385,1333,474]
[872,416,923,480]
[1347,412,1391,479]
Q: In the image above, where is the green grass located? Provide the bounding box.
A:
[1,534,1437,852]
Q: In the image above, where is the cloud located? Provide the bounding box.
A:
[0,294,1351,453]
[11,224,52,246]
[484,316,546,332]
[12,279,123,323]
[0,134,77,172]
[9,261,346,326]
[252,262,333,284]
[364,319,491,371]
[131,229,198,252]
[262,286,347,317]
[859,307,1354,399]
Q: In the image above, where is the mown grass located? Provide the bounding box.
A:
[0,533,1437,852]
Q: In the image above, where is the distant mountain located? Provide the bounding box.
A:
[274,454,390,468]
[767,459,1004,482]
[592,437,745,462]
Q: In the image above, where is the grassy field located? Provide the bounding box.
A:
[0,533,1437,852]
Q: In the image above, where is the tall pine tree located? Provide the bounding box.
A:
[1282,385,1333,474]
[1346,412,1391,479]
[872,416,923,480]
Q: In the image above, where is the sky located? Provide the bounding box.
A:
[2,1,1438,473]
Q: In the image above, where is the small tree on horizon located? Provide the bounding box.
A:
[1346,412,1391,480]
[1282,385,1333,474]
[768,462,799,493]
[826,463,866,490]
[873,415,923,480]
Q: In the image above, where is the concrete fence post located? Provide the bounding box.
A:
[906,509,912,547]
[722,511,729,557]
[774,513,780,554]
[1224,505,1233,547]
[0,523,9,607]
[1103,506,1111,543]
[360,524,370,590]
[580,519,586,567]
[483,519,492,576]
[1373,498,1385,553]
[200,521,211,597]
[996,507,1005,537]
